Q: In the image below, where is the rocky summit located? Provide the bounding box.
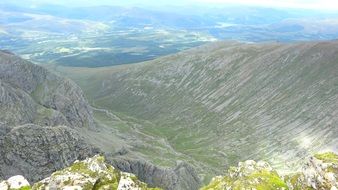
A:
[202,152,338,190]
[285,152,338,190]
[1,152,336,190]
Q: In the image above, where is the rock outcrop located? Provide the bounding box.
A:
[110,157,201,190]
[285,152,338,190]
[0,155,162,190]
[0,124,99,183]
[202,152,338,190]
[2,153,337,190]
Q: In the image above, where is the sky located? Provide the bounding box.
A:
[197,0,338,10]
[4,0,338,10]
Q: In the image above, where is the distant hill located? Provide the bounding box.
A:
[2,4,338,67]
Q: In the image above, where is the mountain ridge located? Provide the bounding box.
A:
[50,40,338,183]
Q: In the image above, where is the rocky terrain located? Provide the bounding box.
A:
[0,155,162,190]
[1,152,336,190]
[285,152,338,190]
[52,40,338,183]
[0,50,200,190]
[0,124,99,182]
[202,152,338,190]
[0,50,99,182]
[202,159,288,189]
[110,157,201,190]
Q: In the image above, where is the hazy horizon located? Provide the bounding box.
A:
[2,0,338,11]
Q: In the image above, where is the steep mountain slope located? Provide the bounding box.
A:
[51,40,338,182]
[0,50,100,182]
[0,50,95,128]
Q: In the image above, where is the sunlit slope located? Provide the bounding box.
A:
[51,41,338,181]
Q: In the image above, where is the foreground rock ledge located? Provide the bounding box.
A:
[1,152,337,190]
[201,152,338,190]
[0,155,161,190]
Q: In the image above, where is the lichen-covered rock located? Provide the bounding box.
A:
[0,175,30,190]
[32,155,161,190]
[202,152,338,190]
[0,124,99,183]
[286,152,338,190]
[201,160,288,190]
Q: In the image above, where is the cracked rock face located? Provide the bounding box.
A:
[0,50,95,129]
[0,51,99,183]
[109,157,201,190]
[0,80,69,127]
[0,124,99,183]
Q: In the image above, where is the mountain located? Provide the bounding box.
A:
[50,40,338,183]
[0,50,201,190]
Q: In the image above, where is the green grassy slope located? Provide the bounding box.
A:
[48,40,338,183]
